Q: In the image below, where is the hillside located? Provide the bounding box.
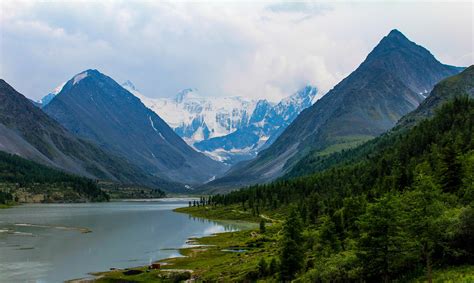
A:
[0,79,178,191]
[0,151,108,203]
[204,29,463,191]
[397,65,474,128]
[44,70,227,186]
[287,65,474,178]
[202,96,474,282]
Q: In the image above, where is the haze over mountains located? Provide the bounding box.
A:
[42,70,227,186]
[122,82,318,164]
[204,29,463,191]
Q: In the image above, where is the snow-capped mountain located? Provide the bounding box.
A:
[42,70,226,187]
[122,81,318,164]
[39,81,66,106]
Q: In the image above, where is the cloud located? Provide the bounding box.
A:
[0,1,472,102]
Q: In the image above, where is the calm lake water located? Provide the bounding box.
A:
[0,199,247,282]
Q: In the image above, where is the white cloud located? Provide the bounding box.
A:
[0,1,472,102]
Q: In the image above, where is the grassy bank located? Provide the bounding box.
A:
[174,205,264,223]
[95,223,281,282]
[0,202,16,209]
[93,205,473,282]
[174,204,287,224]
[94,205,281,282]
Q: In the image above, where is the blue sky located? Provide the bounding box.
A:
[0,1,472,101]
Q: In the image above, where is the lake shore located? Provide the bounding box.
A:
[1,200,237,282]
[85,205,274,282]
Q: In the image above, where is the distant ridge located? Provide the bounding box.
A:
[123,82,318,165]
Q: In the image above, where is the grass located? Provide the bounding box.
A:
[412,265,474,283]
[94,205,282,282]
[96,224,281,282]
[319,135,373,156]
[0,202,16,209]
[175,205,263,223]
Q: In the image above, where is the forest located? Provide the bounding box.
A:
[0,151,109,203]
[202,97,474,281]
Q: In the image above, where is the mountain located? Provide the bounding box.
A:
[204,29,463,191]
[285,66,474,179]
[0,79,175,190]
[123,82,318,164]
[43,70,227,186]
[397,65,474,128]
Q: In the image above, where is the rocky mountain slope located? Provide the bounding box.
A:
[43,70,227,186]
[0,79,177,190]
[397,65,474,129]
[204,29,463,191]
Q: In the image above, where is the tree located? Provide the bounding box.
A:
[259,219,266,234]
[356,193,409,282]
[257,257,268,277]
[280,207,305,281]
[438,143,462,193]
[269,257,278,275]
[401,172,448,283]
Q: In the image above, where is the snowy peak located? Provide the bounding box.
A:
[73,71,89,85]
[122,80,138,92]
[39,69,106,107]
[175,88,199,103]
[38,81,67,106]
[125,81,318,164]
[282,85,318,105]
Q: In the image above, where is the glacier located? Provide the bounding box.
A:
[122,81,318,165]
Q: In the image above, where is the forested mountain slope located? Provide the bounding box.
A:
[208,96,473,282]
[0,150,109,203]
[286,65,473,179]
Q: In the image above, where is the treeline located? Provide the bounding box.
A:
[208,97,474,281]
[0,151,109,202]
[0,190,13,205]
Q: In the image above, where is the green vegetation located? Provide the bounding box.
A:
[0,151,109,203]
[413,265,474,283]
[96,217,282,282]
[176,205,266,223]
[203,97,474,281]
[99,181,165,199]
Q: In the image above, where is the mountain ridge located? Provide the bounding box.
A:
[0,78,178,190]
[203,29,463,191]
[123,83,318,164]
[43,69,227,186]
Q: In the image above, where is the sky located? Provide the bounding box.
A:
[0,1,472,102]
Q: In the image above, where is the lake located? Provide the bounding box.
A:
[0,199,247,282]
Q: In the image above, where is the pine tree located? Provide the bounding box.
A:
[401,172,448,283]
[257,257,268,277]
[280,207,304,281]
[259,219,266,234]
[356,193,408,282]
